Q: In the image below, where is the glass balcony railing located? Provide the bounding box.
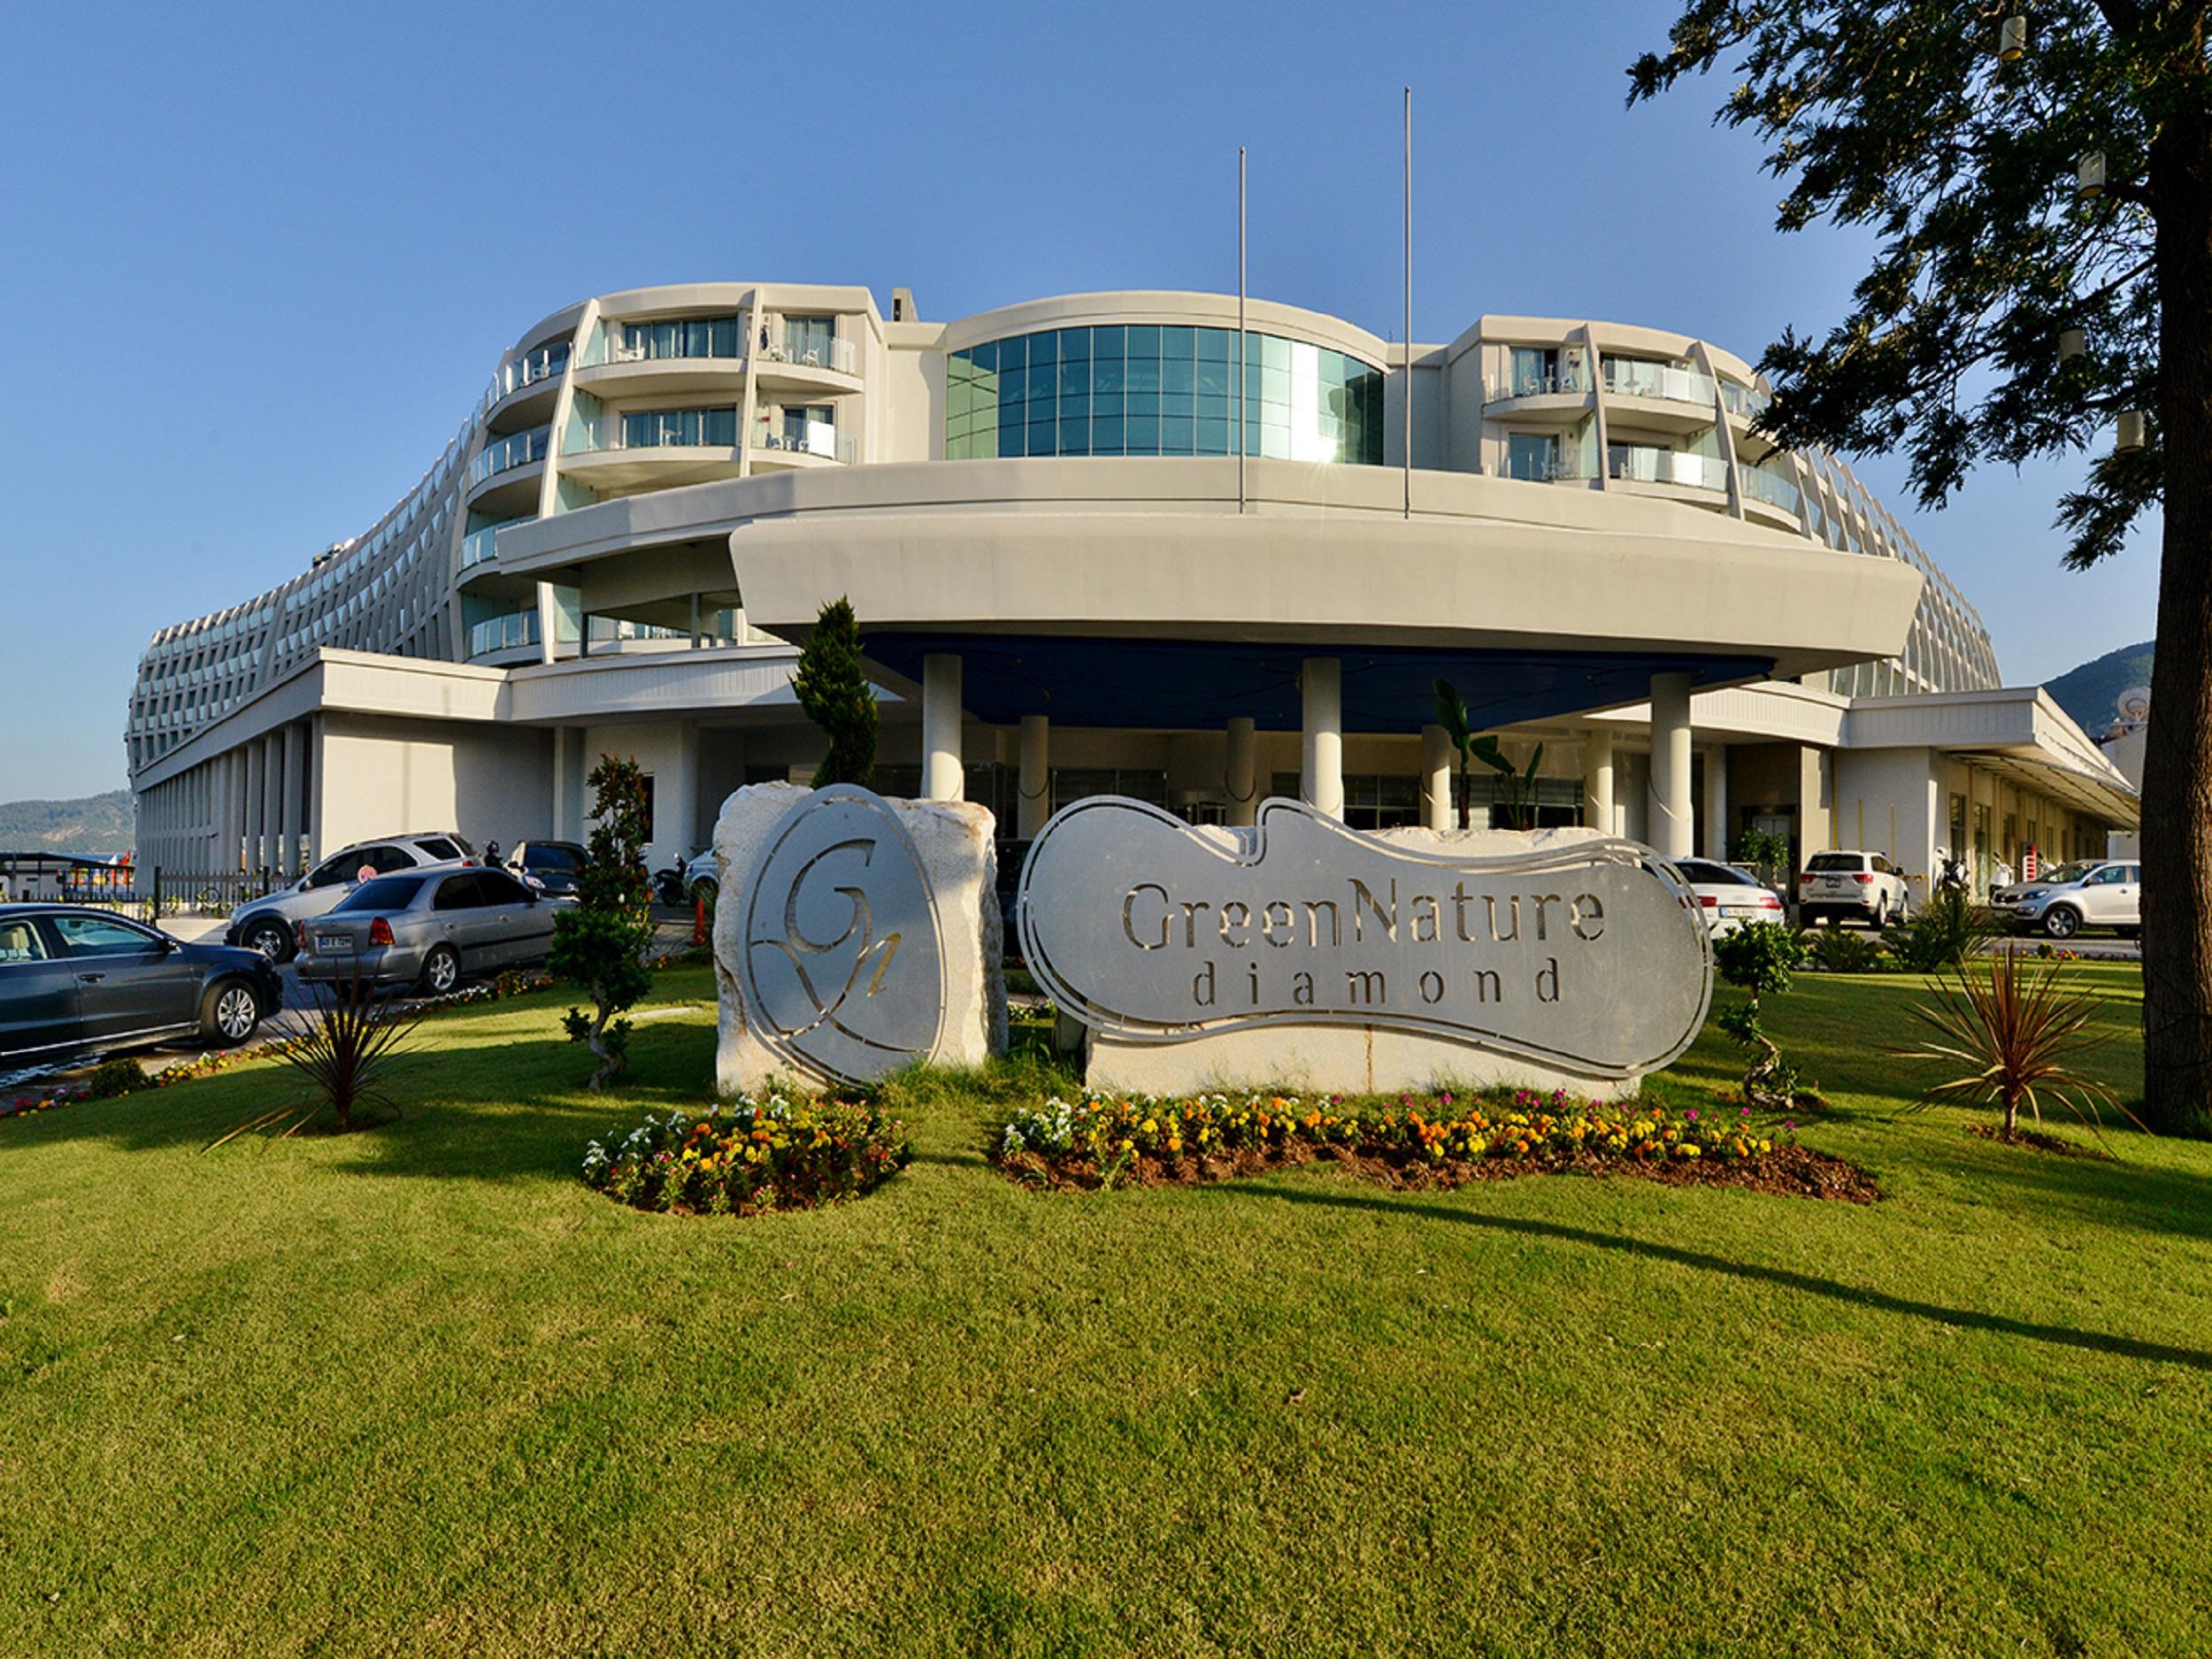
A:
[1607,444,1729,491]
[751,419,854,462]
[1740,465,1804,515]
[586,617,692,644]
[758,329,857,375]
[460,517,530,570]
[1601,359,1717,407]
[1485,363,1594,403]
[1721,381,1774,419]
[483,342,569,411]
[467,611,540,657]
[469,426,550,486]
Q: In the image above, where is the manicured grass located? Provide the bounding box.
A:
[4,961,2208,1656]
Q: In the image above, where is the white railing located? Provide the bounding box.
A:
[1721,381,1774,419]
[1740,465,1803,515]
[467,611,540,657]
[1607,444,1728,490]
[1484,364,1594,403]
[1601,359,1717,407]
[750,419,854,462]
[468,426,550,486]
[483,343,569,411]
[758,332,857,375]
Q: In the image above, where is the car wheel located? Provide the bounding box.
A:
[244,918,293,962]
[419,944,461,996]
[2043,906,2081,941]
[1870,899,1889,930]
[201,979,262,1047]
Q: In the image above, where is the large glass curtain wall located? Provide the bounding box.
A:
[946,326,1384,464]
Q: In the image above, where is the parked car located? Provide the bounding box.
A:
[0,903,282,1063]
[296,867,558,995]
[506,840,588,897]
[1798,850,1912,928]
[681,849,719,910]
[1673,857,1787,937]
[226,833,480,962]
[1992,859,2141,939]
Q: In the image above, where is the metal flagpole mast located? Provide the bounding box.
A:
[1238,144,1248,516]
[1402,86,1412,520]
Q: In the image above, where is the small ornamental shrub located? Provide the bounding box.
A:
[582,1090,912,1217]
[83,1057,150,1100]
[551,755,656,1089]
[794,596,877,788]
[997,1087,1784,1185]
[1886,887,1995,972]
[1799,924,1888,974]
[1899,949,2137,1143]
[1712,919,1810,1110]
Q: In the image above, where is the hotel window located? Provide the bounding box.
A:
[1506,433,1558,482]
[1509,346,1559,396]
[785,315,837,363]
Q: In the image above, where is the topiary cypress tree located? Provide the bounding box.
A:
[793,596,876,788]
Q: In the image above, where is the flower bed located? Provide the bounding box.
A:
[994,1088,1877,1202]
[582,1091,913,1217]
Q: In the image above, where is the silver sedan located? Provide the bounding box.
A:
[297,867,561,994]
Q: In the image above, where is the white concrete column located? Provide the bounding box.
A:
[1224,718,1258,827]
[1017,714,1050,838]
[921,653,964,803]
[1647,672,1694,859]
[1300,658,1343,820]
[279,723,303,877]
[1583,726,1615,833]
[1702,746,1729,860]
[1421,723,1455,831]
[242,741,264,873]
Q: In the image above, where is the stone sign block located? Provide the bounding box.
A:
[713,782,1006,1092]
[1018,797,1711,1098]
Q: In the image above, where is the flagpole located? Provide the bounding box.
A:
[1238,143,1248,516]
[1402,86,1412,521]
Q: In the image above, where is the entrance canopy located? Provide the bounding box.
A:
[857,634,1773,733]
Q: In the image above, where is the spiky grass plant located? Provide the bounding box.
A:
[1900,947,2137,1144]
[210,972,422,1146]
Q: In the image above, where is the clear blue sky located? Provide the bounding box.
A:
[0,0,2159,801]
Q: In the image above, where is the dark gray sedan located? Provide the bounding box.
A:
[0,904,283,1062]
[297,868,559,994]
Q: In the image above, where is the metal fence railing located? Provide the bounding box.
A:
[22,868,282,925]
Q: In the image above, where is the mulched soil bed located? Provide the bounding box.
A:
[995,1140,1880,1203]
[1965,1124,2111,1159]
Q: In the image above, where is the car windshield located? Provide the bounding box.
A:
[1806,854,1864,872]
[525,846,580,872]
[334,875,429,912]
[2037,863,2093,886]
[1679,860,1756,887]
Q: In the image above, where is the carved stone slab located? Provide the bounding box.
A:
[1018,797,1711,1087]
[714,782,1005,1091]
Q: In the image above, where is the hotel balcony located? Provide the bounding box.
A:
[482,342,570,426]
[464,426,550,514]
[1599,359,1719,431]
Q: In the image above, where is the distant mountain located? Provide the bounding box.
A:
[0,790,136,857]
[2044,640,2154,734]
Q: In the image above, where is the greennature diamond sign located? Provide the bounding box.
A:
[1017,797,1712,1080]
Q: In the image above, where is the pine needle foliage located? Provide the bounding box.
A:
[795,597,876,788]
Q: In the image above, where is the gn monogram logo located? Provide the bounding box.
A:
[737,786,947,1085]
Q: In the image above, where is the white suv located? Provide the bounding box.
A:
[225,833,479,960]
[1993,860,2141,940]
[1799,850,1912,929]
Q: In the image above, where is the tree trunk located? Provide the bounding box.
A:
[2143,96,2212,1137]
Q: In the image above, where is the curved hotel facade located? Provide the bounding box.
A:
[127,282,2135,894]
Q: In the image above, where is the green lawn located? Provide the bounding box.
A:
[4,962,2208,1657]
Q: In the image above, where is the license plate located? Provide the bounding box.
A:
[315,933,355,954]
[1721,905,1758,918]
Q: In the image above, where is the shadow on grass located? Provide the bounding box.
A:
[1195,1181,2212,1373]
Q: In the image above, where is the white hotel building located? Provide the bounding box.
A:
[127,283,2137,894]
